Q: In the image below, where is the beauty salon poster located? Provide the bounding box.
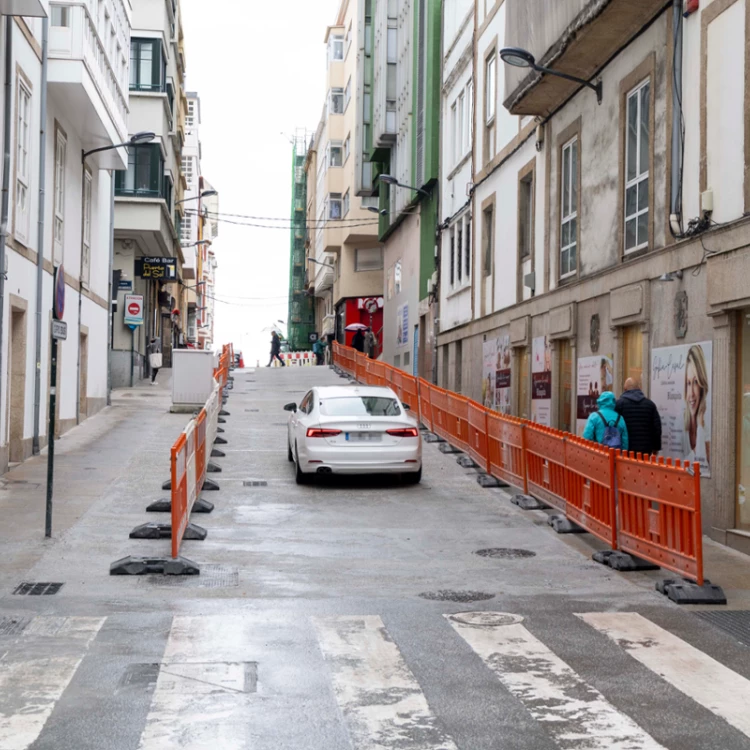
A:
[531,336,552,426]
[650,341,713,477]
[482,335,512,413]
[576,355,614,435]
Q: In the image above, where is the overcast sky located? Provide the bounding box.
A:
[181,0,341,363]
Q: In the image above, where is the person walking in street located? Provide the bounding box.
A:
[312,338,325,366]
[364,327,378,359]
[267,331,285,367]
[616,378,662,456]
[147,337,162,385]
[352,328,365,353]
[583,390,629,450]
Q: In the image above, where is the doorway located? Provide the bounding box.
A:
[557,339,573,433]
[454,340,462,393]
[737,310,750,530]
[79,330,88,420]
[622,325,643,390]
[8,305,27,463]
[518,347,530,420]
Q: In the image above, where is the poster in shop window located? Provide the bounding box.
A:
[650,341,712,477]
[531,336,552,426]
[482,338,497,408]
[482,335,512,413]
[576,354,614,436]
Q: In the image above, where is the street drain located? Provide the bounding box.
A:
[141,564,238,588]
[243,480,268,487]
[245,409,260,412]
[475,548,536,559]
[419,590,495,603]
[0,616,31,635]
[13,582,64,596]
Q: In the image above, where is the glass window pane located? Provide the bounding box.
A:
[626,184,637,217]
[561,220,570,248]
[561,248,569,276]
[140,44,153,88]
[638,177,649,212]
[562,147,570,217]
[569,217,577,248]
[625,218,637,249]
[569,241,577,272]
[570,141,578,210]
[640,83,650,175]
[637,211,648,246]
[627,92,638,181]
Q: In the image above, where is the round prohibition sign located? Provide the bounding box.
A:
[127,301,141,316]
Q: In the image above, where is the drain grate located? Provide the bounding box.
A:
[117,663,161,692]
[141,564,238,589]
[245,409,260,412]
[419,590,495,603]
[13,582,64,596]
[0,616,31,636]
[243,480,268,487]
[475,548,536,559]
[695,611,750,648]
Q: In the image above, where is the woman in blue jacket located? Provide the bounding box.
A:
[583,391,629,450]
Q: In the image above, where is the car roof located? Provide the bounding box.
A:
[313,385,398,399]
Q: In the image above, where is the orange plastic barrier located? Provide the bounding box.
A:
[446,392,470,454]
[170,430,192,560]
[355,352,367,383]
[418,378,433,431]
[524,424,568,515]
[467,401,490,474]
[564,437,617,549]
[616,455,704,584]
[401,373,420,423]
[486,412,527,492]
[429,384,451,443]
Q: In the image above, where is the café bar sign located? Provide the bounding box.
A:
[135,257,177,281]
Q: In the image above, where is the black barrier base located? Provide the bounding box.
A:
[219,410,230,417]
[592,549,660,571]
[438,443,461,454]
[478,474,508,488]
[161,479,171,490]
[457,455,477,469]
[146,497,214,513]
[202,478,220,491]
[547,514,587,534]
[218,417,226,424]
[216,427,225,433]
[129,522,207,540]
[511,494,549,510]
[207,461,222,473]
[214,436,228,445]
[211,449,226,458]
[656,578,727,605]
[423,433,445,443]
[419,425,429,431]
[110,556,200,576]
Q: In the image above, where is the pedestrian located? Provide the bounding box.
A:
[352,328,365,353]
[364,327,378,359]
[267,331,285,367]
[583,390,629,450]
[147,337,162,385]
[616,378,662,456]
[312,338,325,366]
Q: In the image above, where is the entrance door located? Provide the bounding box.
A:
[9,309,26,462]
[558,339,573,433]
[518,348,530,420]
[622,325,643,390]
[737,311,750,530]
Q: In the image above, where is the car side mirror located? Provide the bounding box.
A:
[283,402,297,412]
[402,403,411,411]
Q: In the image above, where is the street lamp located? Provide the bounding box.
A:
[182,239,210,248]
[366,206,388,215]
[82,130,156,161]
[499,47,603,104]
[379,174,430,198]
[308,257,335,269]
[175,189,218,206]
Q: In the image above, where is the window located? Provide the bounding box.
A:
[115,144,163,197]
[53,129,67,260]
[163,174,173,212]
[181,155,195,187]
[129,38,163,92]
[482,205,493,275]
[82,169,92,285]
[465,82,473,154]
[329,88,344,115]
[464,215,471,278]
[457,223,463,283]
[386,27,397,63]
[328,193,342,220]
[560,138,578,278]
[624,80,650,252]
[342,190,350,217]
[345,24,352,56]
[328,141,343,167]
[355,247,383,271]
[15,79,31,243]
[449,228,455,286]
[181,213,194,244]
[186,99,196,128]
[51,5,70,26]
[361,195,378,209]
[485,55,496,123]
[344,134,351,162]
[451,102,458,166]
[344,77,352,111]
[457,92,465,162]
[329,34,344,61]
[519,172,534,260]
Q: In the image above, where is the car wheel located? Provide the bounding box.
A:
[404,467,422,485]
[295,444,310,485]
[287,440,294,462]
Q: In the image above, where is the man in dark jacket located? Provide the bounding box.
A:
[352,329,365,352]
[267,331,285,367]
[616,378,662,456]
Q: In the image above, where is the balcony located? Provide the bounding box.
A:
[503,0,668,116]
[48,4,129,169]
[1,0,44,14]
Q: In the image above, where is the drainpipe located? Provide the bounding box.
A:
[0,18,14,449]
[669,0,684,235]
[106,174,114,405]
[32,16,49,455]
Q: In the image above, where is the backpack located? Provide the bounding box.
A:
[596,411,622,449]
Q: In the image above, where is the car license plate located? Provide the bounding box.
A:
[346,432,381,442]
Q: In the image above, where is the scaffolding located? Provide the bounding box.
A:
[287,133,314,351]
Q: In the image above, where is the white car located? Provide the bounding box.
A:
[284,385,422,484]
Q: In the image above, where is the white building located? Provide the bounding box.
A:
[0,0,130,472]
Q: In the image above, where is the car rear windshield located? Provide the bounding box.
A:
[319,396,401,417]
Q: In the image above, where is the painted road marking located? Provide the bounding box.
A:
[447,612,666,750]
[580,612,750,738]
[313,615,458,750]
[0,616,104,750]
[137,616,258,750]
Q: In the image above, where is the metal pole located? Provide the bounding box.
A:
[130,327,134,388]
[45,335,57,537]
[75,152,86,424]
[106,176,114,405]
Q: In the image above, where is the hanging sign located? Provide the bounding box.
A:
[135,257,177,280]
[53,264,65,320]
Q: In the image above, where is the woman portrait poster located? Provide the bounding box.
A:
[682,344,711,471]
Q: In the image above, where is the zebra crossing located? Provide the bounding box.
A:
[1,610,750,749]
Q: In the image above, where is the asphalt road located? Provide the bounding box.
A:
[1,365,750,749]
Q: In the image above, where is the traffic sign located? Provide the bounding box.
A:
[53,265,65,320]
[124,294,144,326]
[51,320,67,340]
[364,298,379,314]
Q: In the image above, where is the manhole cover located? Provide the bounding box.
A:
[117,663,160,692]
[141,565,238,589]
[0,616,31,635]
[696,611,750,648]
[419,590,495,603]
[448,612,524,627]
[475,548,536,559]
[243,480,268,487]
[13,582,64,596]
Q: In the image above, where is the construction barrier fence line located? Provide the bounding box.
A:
[331,341,706,587]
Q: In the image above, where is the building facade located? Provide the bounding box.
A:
[437,0,750,554]
[0,0,129,472]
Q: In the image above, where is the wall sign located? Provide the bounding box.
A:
[124,294,144,327]
[482,335,512,414]
[576,354,614,435]
[135,257,177,280]
[531,336,552,426]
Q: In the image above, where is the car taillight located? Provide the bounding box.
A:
[386,427,419,438]
[306,428,342,438]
